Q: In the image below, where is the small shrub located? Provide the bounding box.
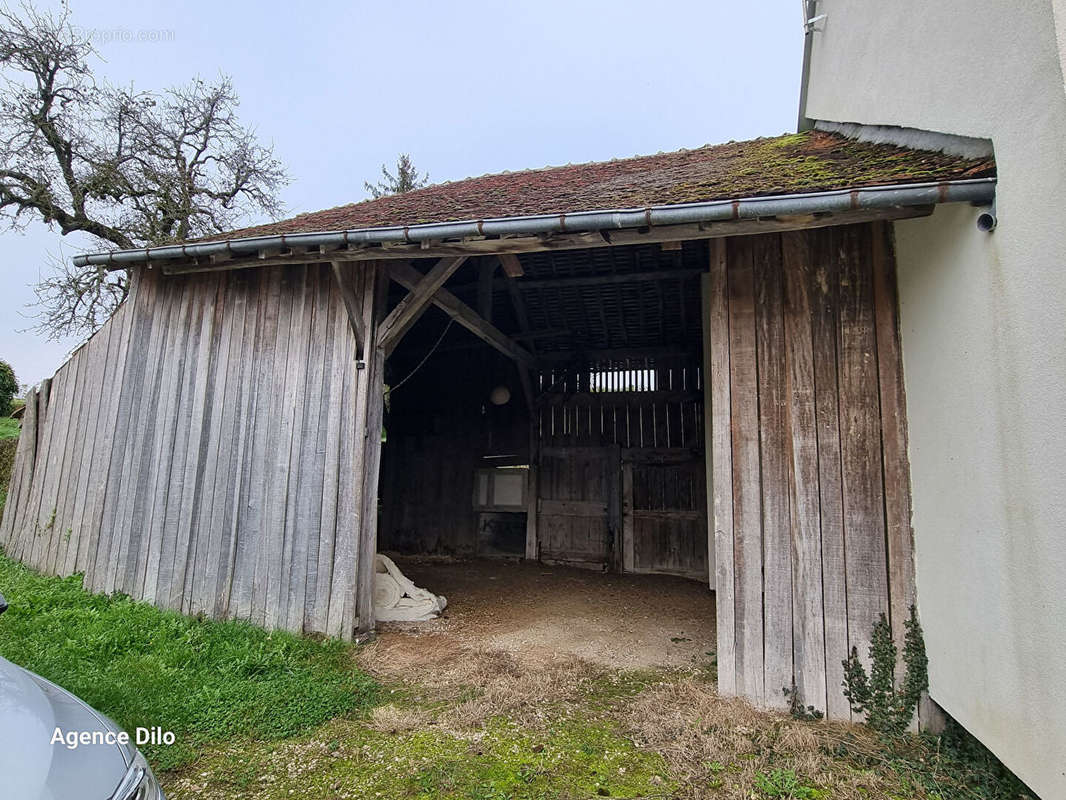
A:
[842,605,928,736]
[0,436,17,516]
[0,361,16,417]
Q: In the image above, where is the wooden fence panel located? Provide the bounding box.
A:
[0,264,365,639]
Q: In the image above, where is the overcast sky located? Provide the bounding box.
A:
[1,0,803,385]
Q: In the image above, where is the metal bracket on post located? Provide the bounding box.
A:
[803,0,825,33]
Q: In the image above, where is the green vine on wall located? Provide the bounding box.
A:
[842,605,928,736]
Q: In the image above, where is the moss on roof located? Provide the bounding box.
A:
[206,130,995,242]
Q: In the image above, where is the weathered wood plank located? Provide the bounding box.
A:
[87,285,138,593]
[116,273,177,595]
[275,267,313,630]
[837,225,890,683]
[355,275,388,635]
[312,282,349,633]
[870,222,918,708]
[705,241,736,697]
[289,266,331,632]
[257,267,297,628]
[190,272,238,616]
[142,278,195,604]
[235,267,283,621]
[51,347,88,575]
[727,236,764,705]
[174,274,224,615]
[754,234,793,710]
[781,231,828,715]
[216,270,261,618]
[70,320,111,575]
[809,227,852,719]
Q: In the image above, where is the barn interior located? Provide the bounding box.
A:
[377,239,713,641]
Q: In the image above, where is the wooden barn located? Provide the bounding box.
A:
[0,130,995,717]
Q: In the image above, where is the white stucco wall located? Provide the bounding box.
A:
[805,3,1066,797]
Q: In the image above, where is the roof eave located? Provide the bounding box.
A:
[72,177,996,269]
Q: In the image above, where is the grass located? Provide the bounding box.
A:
[0,416,19,439]
[0,554,1036,799]
[0,554,378,771]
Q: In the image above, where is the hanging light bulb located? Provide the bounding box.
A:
[489,385,511,406]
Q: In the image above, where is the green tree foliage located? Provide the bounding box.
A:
[364,153,429,198]
[842,606,928,736]
[0,360,16,416]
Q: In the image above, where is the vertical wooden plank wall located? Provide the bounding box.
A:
[706,222,915,717]
[0,263,372,640]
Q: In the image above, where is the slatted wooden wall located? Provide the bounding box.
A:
[535,354,703,450]
[0,263,379,640]
[706,222,915,719]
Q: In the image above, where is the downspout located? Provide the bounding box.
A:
[797,0,820,132]
[72,178,996,270]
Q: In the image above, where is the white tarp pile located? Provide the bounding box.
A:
[373,554,448,622]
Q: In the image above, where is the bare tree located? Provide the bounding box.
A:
[0,3,287,339]
[364,153,428,199]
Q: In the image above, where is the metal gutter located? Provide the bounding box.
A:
[72,177,996,269]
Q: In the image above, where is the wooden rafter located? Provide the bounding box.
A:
[385,260,535,367]
[498,253,524,277]
[378,257,468,355]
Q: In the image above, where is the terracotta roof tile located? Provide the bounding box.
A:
[204,130,995,242]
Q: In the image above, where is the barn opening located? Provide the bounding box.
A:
[377,241,713,651]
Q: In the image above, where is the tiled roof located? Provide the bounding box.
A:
[207,130,995,242]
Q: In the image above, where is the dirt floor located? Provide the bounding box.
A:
[380,555,717,670]
[164,556,1026,799]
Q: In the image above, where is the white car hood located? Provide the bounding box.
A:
[0,655,130,800]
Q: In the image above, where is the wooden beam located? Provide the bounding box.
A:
[498,253,524,277]
[478,258,497,323]
[501,256,535,409]
[378,257,468,355]
[385,260,535,367]
[330,261,366,356]
[449,267,704,296]
[156,206,933,276]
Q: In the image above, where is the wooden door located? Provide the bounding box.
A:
[536,446,620,568]
[622,455,708,580]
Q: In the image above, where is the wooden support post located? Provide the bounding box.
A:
[478,258,497,323]
[378,256,468,354]
[525,417,540,561]
[353,263,389,637]
[705,239,738,698]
